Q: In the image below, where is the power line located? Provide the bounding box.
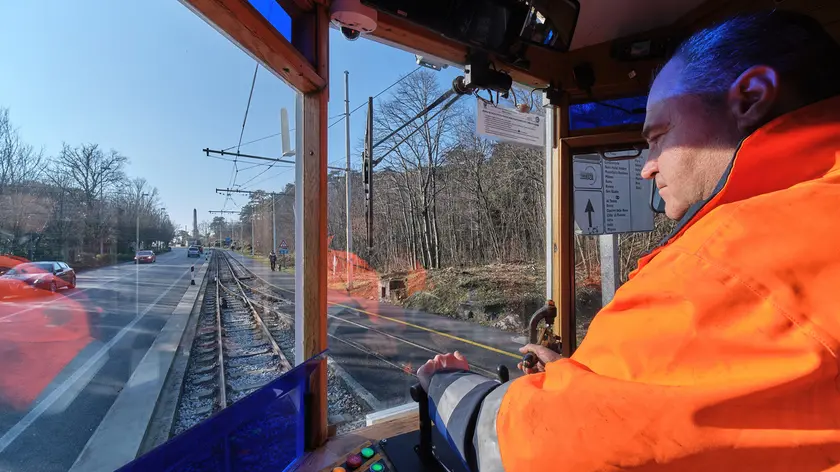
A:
[329,66,422,130]
[209,154,274,167]
[227,63,260,197]
[242,168,293,190]
[225,66,425,150]
[377,94,464,164]
[222,130,293,152]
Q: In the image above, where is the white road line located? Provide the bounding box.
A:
[0,266,192,455]
[0,259,200,322]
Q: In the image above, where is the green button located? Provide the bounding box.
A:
[361,447,375,459]
[371,463,384,472]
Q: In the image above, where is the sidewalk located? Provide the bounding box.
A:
[227,251,294,291]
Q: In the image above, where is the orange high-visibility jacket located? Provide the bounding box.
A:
[427,95,840,471]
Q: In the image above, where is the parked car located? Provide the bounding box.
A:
[0,261,76,294]
[187,246,201,258]
[135,250,156,264]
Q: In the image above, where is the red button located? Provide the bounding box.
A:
[346,454,363,469]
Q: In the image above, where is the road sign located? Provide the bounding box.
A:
[573,152,654,235]
[279,239,289,255]
[475,100,545,148]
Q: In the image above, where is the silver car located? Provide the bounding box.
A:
[187,246,200,258]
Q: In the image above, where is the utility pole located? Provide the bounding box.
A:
[251,213,255,256]
[272,194,276,253]
[363,96,374,259]
[344,71,353,288]
[137,193,149,252]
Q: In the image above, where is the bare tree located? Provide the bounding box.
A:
[0,108,43,194]
[54,143,128,252]
[55,143,127,209]
[373,70,462,269]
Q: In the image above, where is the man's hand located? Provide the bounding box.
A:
[417,351,469,391]
[517,344,562,374]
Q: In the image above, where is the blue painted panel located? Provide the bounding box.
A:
[118,353,325,472]
[247,0,292,42]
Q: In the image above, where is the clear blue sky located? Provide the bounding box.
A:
[0,1,461,230]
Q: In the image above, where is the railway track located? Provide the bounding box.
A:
[172,251,292,435]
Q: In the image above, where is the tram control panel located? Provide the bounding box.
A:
[318,382,472,472]
[321,442,391,472]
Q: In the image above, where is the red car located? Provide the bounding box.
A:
[134,250,156,264]
[0,261,76,295]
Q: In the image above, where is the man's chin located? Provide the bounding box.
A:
[664,201,689,221]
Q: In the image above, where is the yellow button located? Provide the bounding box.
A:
[332,468,346,472]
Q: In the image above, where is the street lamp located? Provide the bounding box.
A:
[137,192,149,252]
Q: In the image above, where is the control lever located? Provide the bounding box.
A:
[410,383,454,472]
[497,365,509,383]
[410,383,436,467]
[522,300,562,370]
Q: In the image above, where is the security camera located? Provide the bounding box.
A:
[340,26,362,41]
[331,0,376,41]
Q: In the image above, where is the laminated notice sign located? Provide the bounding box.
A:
[573,152,654,235]
[476,100,545,148]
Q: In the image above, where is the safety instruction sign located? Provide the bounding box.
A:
[573,152,654,235]
[475,100,545,148]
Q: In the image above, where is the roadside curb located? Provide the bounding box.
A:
[68,260,210,472]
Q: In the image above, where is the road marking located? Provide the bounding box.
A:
[329,301,521,360]
[0,255,199,322]
[328,311,498,377]
[0,266,192,455]
[227,253,520,360]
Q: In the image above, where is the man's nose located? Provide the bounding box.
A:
[641,156,658,180]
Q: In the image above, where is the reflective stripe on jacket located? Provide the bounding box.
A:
[428,95,840,471]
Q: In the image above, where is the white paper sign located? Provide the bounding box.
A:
[475,100,545,148]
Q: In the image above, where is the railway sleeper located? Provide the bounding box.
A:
[193,363,217,375]
[225,345,271,359]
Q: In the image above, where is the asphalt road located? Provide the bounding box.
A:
[227,251,527,411]
[0,247,206,472]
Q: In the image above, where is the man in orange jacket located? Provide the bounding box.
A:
[417,10,840,472]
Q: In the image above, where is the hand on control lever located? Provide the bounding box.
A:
[417,351,470,392]
[517,344,562,374]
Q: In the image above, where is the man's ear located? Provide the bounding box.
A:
[727,65,780,132]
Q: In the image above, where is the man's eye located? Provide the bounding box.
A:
[649,133,664,147]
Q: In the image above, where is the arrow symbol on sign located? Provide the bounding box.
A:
[585,199,595,227]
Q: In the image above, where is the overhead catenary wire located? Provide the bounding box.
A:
[375,93,464,165]
[222,130,294,152]
[224,66,425,151]
[372,88,456,156]
[329,66,423,130]
[225,63,260,209]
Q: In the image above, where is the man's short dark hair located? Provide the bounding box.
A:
[671,10,840,105]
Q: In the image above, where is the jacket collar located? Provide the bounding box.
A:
[636,94,840,270]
